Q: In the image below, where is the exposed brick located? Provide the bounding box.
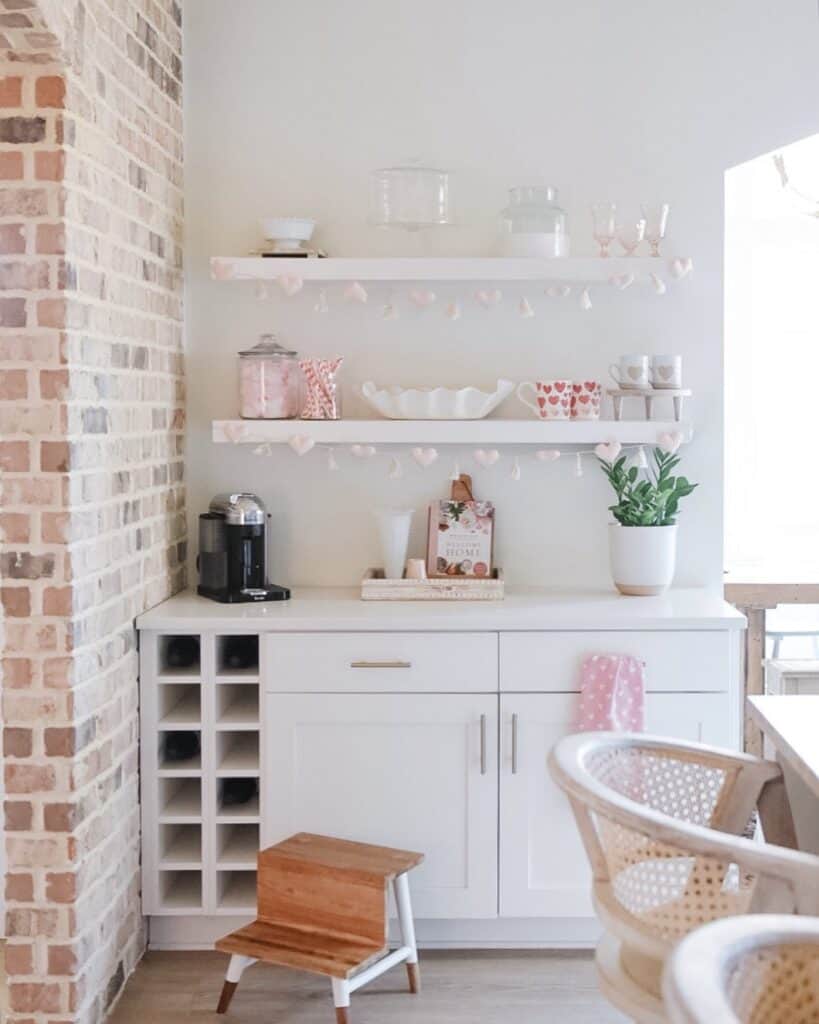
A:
[6,874,34,903]
[43,801,75,831]
[0,368,28,398]
[0,439,29,470]
[5,762,54,793]
[4,727,33,758]
[2,585,31,617]
[0,512,30,542]
[46,872,76,903]
[0,221,25,251]
[0,116,45,143]
[5,939,34,974]
[4,800,33,830]
[0,75,22,105]
[36,296,64,326]
[48,944,77,976]
[40,439,69,470]
[34,149,63,180]
[0,295,26,326]
[0,150,23,179]
[39,368,69,398]
[43,585,72,615]
[35,75,64,107]
[35,221,64,253]
[9,981,62,1014]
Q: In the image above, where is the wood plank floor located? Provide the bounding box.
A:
[107,949,627,1023]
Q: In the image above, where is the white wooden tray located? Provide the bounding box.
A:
[361,568,504,601]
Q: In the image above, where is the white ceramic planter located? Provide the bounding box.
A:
[608,523,678,596]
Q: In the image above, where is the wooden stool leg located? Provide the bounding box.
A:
[332,977,351,1023]
[217,954,257,1013]
[393,872,420,994]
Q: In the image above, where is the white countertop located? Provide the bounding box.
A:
[137,587,745,632]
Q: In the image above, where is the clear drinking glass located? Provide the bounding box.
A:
[617,217,646,256]
[641,203,670,257]
[371,166,453,231]
[592,202,617,257]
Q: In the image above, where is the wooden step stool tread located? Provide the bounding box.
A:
[264,832,423,879]
[216,920,387,979]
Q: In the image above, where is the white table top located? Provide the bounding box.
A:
[748,696,819,800]
[137,587,745,633]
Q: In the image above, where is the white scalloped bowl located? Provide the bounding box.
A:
[361,379,515,420]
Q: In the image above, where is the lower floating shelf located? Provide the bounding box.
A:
[213,419,692,447]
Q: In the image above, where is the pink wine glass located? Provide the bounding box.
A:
[592,202,617,258]
[641,203,670,257]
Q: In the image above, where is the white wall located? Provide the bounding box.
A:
[184,0,819,590]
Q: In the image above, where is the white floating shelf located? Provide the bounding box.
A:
[214,419,692,447]
[211,255,691,285]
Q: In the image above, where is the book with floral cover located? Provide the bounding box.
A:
[426,499,495,578]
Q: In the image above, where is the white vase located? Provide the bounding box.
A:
[608,523,678,596]
[374,508,414,580]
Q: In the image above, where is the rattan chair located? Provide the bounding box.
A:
[663,914,819,1024]
[549,732,819,1024]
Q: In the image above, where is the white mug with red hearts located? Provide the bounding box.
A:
[571,380,602,420]
[609,354,650,390]
[517,379,573,419]
[650,354,682,389]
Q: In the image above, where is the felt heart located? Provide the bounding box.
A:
[671,257,693,279]
[627,366,642,381]
[595,441,622,461]
[344,281,368,303]
[475,288,502,308]
[350,444,376,458]
[412,447,438,467]
[657,431,684,454]
[658,366,673,381]
[277,274,304,297]
[537,396,546,409]
[535,449,561,462]
[473,449,500,467]
[223,422,247,443]
[409,289,436,307]
[287,434,315,456]
[211,259,235,281]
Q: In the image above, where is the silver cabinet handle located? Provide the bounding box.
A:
[480,714,487,775]
[512,713,519,774]
[350,660,412,669]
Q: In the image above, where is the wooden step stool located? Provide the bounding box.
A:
[215,832,424,1022]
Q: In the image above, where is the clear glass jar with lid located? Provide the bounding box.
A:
[499,185,569,257]
[238,334,301,419]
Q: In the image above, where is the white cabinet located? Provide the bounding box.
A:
[263,693,499,919]
[498,691,731,918]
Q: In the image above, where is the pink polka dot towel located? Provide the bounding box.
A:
[575,654,645,732]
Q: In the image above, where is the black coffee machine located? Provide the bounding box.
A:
[197,493,290,603]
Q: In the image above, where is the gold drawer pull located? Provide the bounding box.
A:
[350,660,412,669]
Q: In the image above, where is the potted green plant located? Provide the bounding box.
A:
[597,444,697,595]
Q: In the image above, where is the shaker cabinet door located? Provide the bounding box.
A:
[263,693,499,919]
[499,691,731,918]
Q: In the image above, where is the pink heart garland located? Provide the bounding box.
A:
[473,449,500,467]
[287,434,315,456]
[223,422,247,443]
[595,441,622,461]
[412,447,438,467]
[657,431,683,454]
[277,274,304,297]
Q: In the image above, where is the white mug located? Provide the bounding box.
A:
[609,354,650,390]
[650,354,682,389]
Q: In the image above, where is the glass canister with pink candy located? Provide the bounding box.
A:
[238,334,301,419]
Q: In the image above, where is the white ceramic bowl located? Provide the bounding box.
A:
[259,217,316,242]
[361,379,515,420]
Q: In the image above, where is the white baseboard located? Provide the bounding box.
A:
[148,915,601,951]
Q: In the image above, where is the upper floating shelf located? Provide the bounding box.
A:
[213,419,693,446]
[210,256,692,285]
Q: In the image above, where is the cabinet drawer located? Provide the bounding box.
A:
[500,631,730,693]
[264,633,498,693]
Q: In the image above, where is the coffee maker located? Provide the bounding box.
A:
[197,493,290,603]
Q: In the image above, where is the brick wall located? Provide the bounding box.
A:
[1,1,185,1021]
